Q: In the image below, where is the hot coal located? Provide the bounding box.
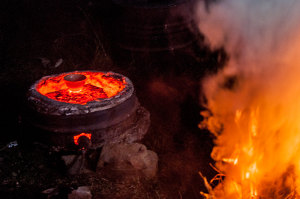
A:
[22,71,150,148]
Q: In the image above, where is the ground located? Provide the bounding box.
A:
[0,0,226,198]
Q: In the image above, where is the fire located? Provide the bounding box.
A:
[200,98,300,198]
[73,132,92,145]
[37,71,126,105]
[196,0,300,198]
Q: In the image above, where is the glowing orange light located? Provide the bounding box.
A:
[36,71,126,105]
[73,133,92,145]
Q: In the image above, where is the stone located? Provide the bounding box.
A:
[98,142,158,178]
[140,150,158,178]
[61,150,100,175]
[62,155,82,175]
[61,155,77,166]
[61,154,88,175]
[91,106,151,147]
[68,186,92,199]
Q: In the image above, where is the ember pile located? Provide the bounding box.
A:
[37,71,126,105]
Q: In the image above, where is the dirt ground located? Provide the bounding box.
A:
[0,0,226,198]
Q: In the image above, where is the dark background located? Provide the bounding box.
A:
[0,0,227,198]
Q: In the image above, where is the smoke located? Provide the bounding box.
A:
[198,0,300,73]
[197,0,300,197]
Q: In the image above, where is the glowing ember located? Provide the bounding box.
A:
[37,71,126,104]
[73,133,92,145]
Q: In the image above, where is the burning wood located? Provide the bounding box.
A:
[197,0,300,198]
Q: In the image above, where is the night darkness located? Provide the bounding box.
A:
[0,0,226,198]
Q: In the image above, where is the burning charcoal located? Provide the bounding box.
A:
[98,143,158,178]
[34,71,126,105]
[68,186,92,199]
[23,71,150,148]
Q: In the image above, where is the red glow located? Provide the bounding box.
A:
[73,133,92,145]
[36,71,126,104]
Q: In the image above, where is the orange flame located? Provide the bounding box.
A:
[196,0,300,197]
[199,89,300,198]
[73,133,92,145]
[36,71,126,105]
